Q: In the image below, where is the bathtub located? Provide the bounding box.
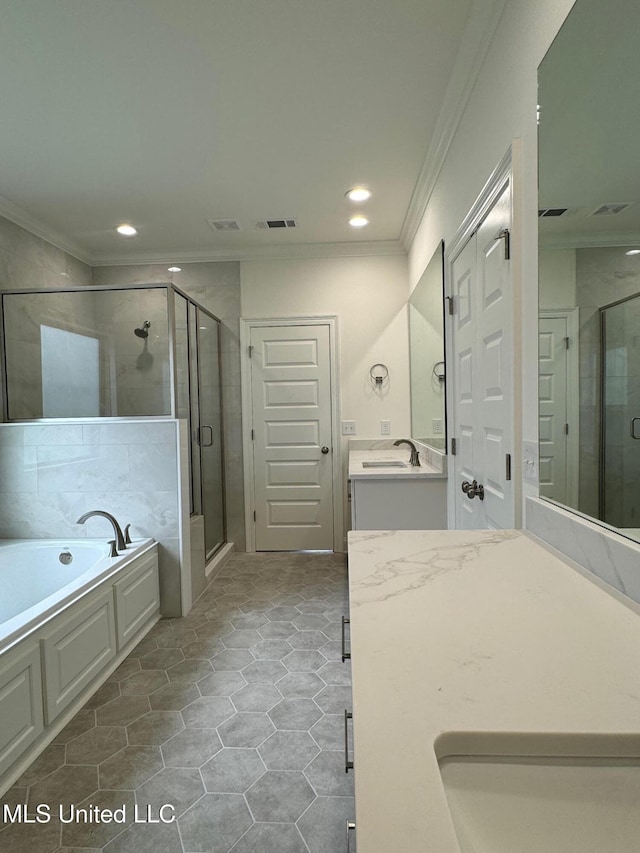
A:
[0,536,160,792]
[0,538,155,653]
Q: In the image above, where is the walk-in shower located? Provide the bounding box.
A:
[0,283,226,562]
[600,291,640,531]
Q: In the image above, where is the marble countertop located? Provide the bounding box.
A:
[348,448,446,480]
[347,529,640,853]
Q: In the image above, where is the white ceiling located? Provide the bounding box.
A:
[0,0,502,265]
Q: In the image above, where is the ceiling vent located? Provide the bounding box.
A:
[590,202,633,216]
[208,219,241,232]
[538,208,570,217]
[255,219,297,229]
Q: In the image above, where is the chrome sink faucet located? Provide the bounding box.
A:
[393,439,421,466]
[76,510,127,553]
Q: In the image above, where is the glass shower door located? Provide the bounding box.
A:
[601,293,640,530]
[196,309,226,559]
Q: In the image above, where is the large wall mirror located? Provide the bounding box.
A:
[538,0,640,542]
[409,240,446,448]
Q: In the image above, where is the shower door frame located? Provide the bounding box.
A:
[0,282,227,559]
[598,289,640,523]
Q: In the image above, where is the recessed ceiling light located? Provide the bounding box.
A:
[349,215,369,228]
[116,223,137,236]
[625,249,640,255]
[346,187,371,203]
[168,266,182,272]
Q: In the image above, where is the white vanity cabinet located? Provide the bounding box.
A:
[350,476,447,530]
[349,449,447,530]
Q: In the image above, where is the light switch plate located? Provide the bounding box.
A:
[432,418,443,435]
[341,420,357,436]
[380,420,391,435]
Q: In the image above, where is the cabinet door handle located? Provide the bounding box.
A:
[344,710,354,772]
[346,820,356,852]
[341,616,351,661]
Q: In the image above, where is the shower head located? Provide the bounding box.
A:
[134,320,151,339]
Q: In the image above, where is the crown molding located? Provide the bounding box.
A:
[89,240,406,266]
[0,193,92,266]
[399,0,508,250]
[541,233,640,251]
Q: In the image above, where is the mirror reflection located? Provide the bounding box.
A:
[538,0,640,541]
[409,240,446,448]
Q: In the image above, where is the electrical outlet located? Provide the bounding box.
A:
[432,418,443,435]
[341,420,357,436]
[380,420,391,435]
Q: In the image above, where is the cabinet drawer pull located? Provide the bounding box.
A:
[344,709,354,772]
[341,616,351,662]
[346,820,356,851]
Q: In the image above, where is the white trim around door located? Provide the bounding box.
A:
[240,316,343,553]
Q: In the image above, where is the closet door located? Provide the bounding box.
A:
[450,181,515,529]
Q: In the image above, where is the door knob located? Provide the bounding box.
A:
[321,446,330,454]
[467,480,485,501]
[461,480,473,494]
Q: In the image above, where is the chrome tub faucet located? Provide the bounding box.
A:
[76,510,127,554]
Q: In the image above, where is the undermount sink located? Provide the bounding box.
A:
[362,460,407,468]
[437,734,640,853]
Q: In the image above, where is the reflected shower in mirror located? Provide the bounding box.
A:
[409,240,446,448]
[538,0,640,542]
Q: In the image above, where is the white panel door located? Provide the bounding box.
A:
[250,324,334,550]
[450,182,515,529]
[451,237,482,528]
[538,316,568,503]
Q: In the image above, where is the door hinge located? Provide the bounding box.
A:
[495,228,510,260]
[253,510,256,522]
[251,429,254,440]
[564,336,570,349]
[446,295,454,315]
[564,423,569,435]
[505,453,512,481]
[451,437,457,456]
[248,344,254,358]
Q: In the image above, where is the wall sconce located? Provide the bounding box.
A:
[369,363,389,387]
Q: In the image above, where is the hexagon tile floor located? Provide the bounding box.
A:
[0,551,356,853]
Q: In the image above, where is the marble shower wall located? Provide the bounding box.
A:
[0,419,188,617]
[92,263,244,550]
[0,213,91,290]
[575,248,640,520]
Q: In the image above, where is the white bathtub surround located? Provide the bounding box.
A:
[526,496,640,607]
[347,529,640,853]
[0,419,190,617]
[0,540,159,794]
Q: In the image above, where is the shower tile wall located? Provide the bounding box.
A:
[575,248,640,518]
[0,213,92,291]
[0,419,188,616]
[92,263,244,550]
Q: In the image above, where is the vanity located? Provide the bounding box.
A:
[347,528,640,852]
[348,446,447,530]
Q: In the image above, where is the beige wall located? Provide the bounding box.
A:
[241,253,410,543]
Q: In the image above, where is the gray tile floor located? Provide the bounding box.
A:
[0,551,355,853]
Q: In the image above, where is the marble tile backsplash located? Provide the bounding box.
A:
[0,419,188,617]
[526,496,640,607]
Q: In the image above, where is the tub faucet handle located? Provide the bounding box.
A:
[108,540,119,558]
[124,524,132,545]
